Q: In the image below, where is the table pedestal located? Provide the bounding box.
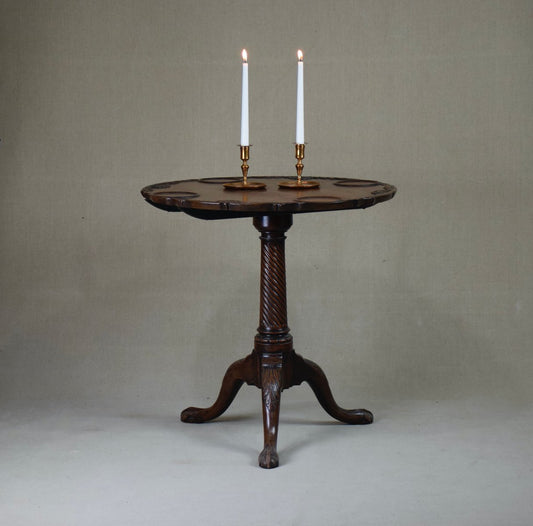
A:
[180,214,372,468]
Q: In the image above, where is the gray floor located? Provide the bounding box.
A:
[1,395,532,526]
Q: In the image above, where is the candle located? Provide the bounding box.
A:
[241,49,249,146]
[296,49,304,144]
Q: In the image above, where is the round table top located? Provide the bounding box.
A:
[141,176,396,220]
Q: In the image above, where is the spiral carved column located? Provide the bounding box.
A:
[254,215,292,346]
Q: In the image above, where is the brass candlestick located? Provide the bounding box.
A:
[224,146,266,190]
[278,144,320,189]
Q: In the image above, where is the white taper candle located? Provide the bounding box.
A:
[296,49,304,144]
[241,49,249,146]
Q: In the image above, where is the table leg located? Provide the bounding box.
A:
[180,354,255,423]
[259,357,282,468]
[290,353,373,424]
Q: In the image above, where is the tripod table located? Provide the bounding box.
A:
[141,176,396,468]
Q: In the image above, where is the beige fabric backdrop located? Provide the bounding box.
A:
[1,0,532,413]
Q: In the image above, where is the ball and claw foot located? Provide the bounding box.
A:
[258,445,279,469]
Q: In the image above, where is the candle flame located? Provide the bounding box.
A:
[242,49,248,63]
[297,49,303,61]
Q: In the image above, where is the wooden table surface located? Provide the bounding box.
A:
[141,176,396,219]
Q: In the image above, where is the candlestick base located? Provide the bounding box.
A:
[223,181,267,190]
[224,145,266,191]
[278,179,320,189]
[278,143,320,190]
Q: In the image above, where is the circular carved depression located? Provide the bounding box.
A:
[334,179,380,187]
[199,177,241,184]
[295,196,344,203]
[153,191,200,198]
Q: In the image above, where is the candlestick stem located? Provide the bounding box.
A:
[295,143,304,185]
[224,145,266,191]
[241,145,250,185]
[278,144,320,189]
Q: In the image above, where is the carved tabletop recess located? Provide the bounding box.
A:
[141,176,396,468]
